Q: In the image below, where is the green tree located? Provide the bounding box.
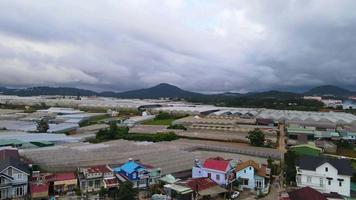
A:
[99,187,108,197]
[284,150,298,185]
[156,112,172,120]
[108,121,119,139]
[117,182,138,200]
[246,129,265,147]
[36,118,49,133]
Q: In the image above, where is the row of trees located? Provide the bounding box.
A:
[91,122,179,143]
[189,95,325,111]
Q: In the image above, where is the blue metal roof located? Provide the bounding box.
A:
[118,160,144,174]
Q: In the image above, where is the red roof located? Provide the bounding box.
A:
[53,172,76,181]
[30,183,49,194]
[203,157,230,172]
[87,165,112,174]
[104,178,118,188]
[185,177,217,191]
[288,187,327,200]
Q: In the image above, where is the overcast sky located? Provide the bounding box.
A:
[0,0,356,92]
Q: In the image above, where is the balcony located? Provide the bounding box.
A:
[0,182,12,188]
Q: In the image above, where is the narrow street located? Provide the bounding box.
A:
[278,123,286,153]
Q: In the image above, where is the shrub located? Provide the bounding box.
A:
[167,124,187,130]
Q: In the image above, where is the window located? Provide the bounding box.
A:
[208,173,211,178]
[325,167,328,172]
[319,178,323,187]
[95,180,101,188]
[18,174,22,179]
[307,176,312,183]
[256,180,262,188]
[249,167,252,170]
[339,181,342,187]
[244,170,246,173]
[216,174,220,181]
[89,180,93,187]
[328,180,331,185]
[243,179,249,185]
[132,173,136,179]
[139,179,146,185]
[16,187,23,196]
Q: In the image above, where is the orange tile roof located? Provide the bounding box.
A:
[235,160,267,177]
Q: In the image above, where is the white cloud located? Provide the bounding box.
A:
[0,0,356,92]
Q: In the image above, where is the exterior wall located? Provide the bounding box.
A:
[0,188,10,200]
[79,178,103,193]
[296,163,351,197]
[31,191,48,199]
[236,166,255,189]
[54,179,78,192]
[192,167,227,186]
[0,167,28,199]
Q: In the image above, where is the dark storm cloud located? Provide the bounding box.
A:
[0,0,356,92]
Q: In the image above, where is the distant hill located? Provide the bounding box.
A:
[1,86,97,97]
[0,83,204,99]
[303,85,355,97]
[1,84,354,100]
[114,83,204,99]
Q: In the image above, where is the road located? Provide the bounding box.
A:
[278,123,286,153]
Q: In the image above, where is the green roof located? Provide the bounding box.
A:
[30,141,54,147]
[287,128,315,135]
[0,139,25,146]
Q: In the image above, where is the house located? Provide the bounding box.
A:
[235,160,270,191]
[164,183,193,200]
[0,149,30,199]
[256,118,275,126]
[296,155,352,197]
[192,157,236,187]
[113,159,161,189]
[339,131,356,142]
[185,177,227,199]
[51,172,78,193]
[78,165,117,193]
[30,183,49,199]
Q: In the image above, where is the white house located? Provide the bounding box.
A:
[339,131,356,142]
[235,160,270,190]
[0,149,30,199]
[192,157,236,187]
[296,155,352,197]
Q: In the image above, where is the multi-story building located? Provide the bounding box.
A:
[78,165,118,193]
[113,159,161,189]
[296,155,352,197]
[235,160,270,191]
[192,157,236,187]
[0,148,30,199]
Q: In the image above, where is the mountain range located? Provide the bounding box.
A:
[0,83,355,99]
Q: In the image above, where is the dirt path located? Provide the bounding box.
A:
[278,123,286,153]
